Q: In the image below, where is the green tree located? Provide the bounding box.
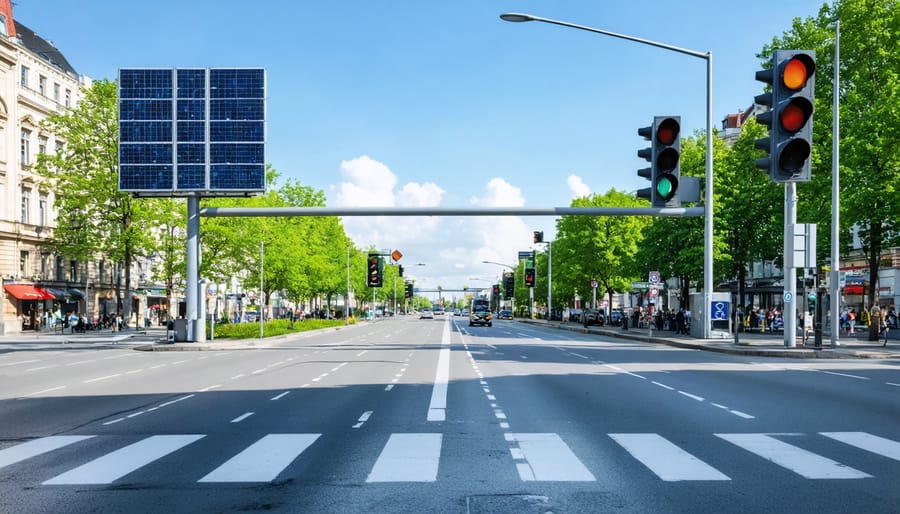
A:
[36,79,162,322]
[763,0,900,309]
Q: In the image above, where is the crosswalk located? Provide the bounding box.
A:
[0,431,897,486]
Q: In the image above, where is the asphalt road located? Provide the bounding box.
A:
[1,316,898,513]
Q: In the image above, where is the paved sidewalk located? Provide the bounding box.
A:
[522,319,900,359]
[3,320,897,359]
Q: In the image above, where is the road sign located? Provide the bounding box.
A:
[711,301,729,321]
[783,291,794,303]
[518,251,534,260]
[632,282,665,290]
[391,249,403,262]
[591,279,598,289]
[648,271,661,284]
[649,288,659,297]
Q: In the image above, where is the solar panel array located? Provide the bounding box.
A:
[118,68,266,196]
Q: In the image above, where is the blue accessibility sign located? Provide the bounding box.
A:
[710,301,729,321]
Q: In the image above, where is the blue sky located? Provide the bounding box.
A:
[16,0,828,296]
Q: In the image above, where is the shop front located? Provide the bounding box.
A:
[3,283,56,331]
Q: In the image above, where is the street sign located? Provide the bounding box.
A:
[591,279,598,289]
[518,251,534,260]
[711,301,729,321]
[649,288,659,297]
[391,249,403,262]
[648,271,661,284]
[632,282,665,290]
[783,291,794,303]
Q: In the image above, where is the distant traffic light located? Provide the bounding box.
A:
[367,253,383,287]
[755,50,815,182]
[398,265,404,277]
[637,116,681,207]
[503,272,515,299]
[524,268,536,288]
[533,231,544,244]
[405,282,413,299]
[492,284,500,296]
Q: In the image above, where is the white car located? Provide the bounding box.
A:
[420,308,434,319]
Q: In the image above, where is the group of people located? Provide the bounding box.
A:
[630,307,690,334]
[65,312,123,333]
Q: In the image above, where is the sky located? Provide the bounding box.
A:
[14,0,829,299]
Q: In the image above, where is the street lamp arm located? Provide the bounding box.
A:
[500,12,708,60]
[482,260,516,270]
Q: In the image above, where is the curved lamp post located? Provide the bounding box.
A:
[500,12,714,338]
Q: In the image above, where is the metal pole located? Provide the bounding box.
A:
[346,246,350,326]
[186,196,200,342]
[830,21,841,347]
[784,183,798,347]
[259,241,264,339]
[548,241,552,320]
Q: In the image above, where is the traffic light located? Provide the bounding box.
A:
[492,284,500,296]
[524,267,536,288]
[405,282,413,299]
[503,272,514,299]
[367,253,383,287]
[636,116,681,207]
[754,50,815,182]
[533,231,544,244]
[398,265,404,277]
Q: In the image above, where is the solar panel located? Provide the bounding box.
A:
[118,68,266,196]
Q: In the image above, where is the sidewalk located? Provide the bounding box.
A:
[522,319,900,359]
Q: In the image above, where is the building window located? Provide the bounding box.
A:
[55,256,64,281]
[0,14,7,38]
[20,188,31,224]
[20,251,29,277]
[38,196,47,227]
[53,83,60,103]
[69,260,78,282]
[39,75,47,96]
[64,89,71,108]
[38,137,47,156]
[98,260,106,283]
[20,129,31,166]
[40,254,49,279]
[20,65,28,87]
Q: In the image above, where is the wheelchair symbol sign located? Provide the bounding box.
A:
[711,301,729,321]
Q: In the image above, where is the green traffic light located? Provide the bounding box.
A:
[656,176,673,199]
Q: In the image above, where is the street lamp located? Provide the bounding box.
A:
[482,260,517,316]
[500,12,714,338]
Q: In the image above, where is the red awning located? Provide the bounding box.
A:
[4,284,56,300]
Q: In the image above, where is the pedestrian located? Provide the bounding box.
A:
[848,308,856,334]
[676,307,687,334]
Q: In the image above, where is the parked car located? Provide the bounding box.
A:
[609,309,626,326]
[582,309,606,327]
[569,309,583,323]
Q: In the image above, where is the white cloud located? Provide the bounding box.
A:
[329,159,534,297]
[567,174,591,199]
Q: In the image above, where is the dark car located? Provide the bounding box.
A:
[609,309,625,326]
[498,310,513,320]
[582,308,606,327]
[469,305,492,327]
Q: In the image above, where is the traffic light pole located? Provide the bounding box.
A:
[784,183,798,347]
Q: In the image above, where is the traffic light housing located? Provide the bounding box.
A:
[524,267,536,288]
[754,50,815,182]
[367,253,383,287]
[398,265,404,277]
[503,272,515,299]
[405,282,413,299]
[533,231,544,244]
[492,284,500,296]
[636,116,681,207]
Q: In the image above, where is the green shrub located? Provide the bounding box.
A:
[209,318,351,340]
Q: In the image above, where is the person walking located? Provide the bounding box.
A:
[676,307,687,335]
[848,308,856,334]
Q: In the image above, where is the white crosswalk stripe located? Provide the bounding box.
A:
[0,431,895,485]
[200,434,320,483]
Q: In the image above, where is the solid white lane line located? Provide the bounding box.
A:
[716,433,871,479]
[730,410,755,419]
[819,370,869,380]
[271,391,290,401]
[652,381,675,391]
[0,436,95,470]
[125,369,142,375]
[820,432,900,462]
[200,434,321,483]
[19,385,67,398]
[427,320,452,422]
[231,412,254,423]
[366,434,442,482]
[83,373,121,383]
[44,435,205,485]
[507,433,595,481]
[609,433,730,481]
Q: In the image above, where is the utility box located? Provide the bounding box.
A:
[173,319,188,342]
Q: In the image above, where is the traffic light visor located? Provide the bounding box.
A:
[782,55,815,90]
[656,118,680,145]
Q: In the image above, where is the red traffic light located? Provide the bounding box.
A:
[782,55,815,90]
[655,117,680,146]
[779,98,813,133]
